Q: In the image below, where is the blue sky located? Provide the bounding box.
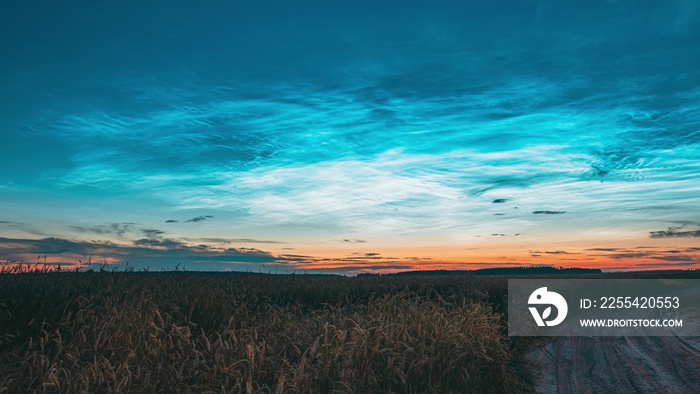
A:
[1,0,699,273]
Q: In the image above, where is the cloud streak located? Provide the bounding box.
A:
[184,215,214,223]
[0,236,276,270]
[650,229,700,239]
[70,223,139,237]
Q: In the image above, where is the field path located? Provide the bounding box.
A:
[529,336,700,393]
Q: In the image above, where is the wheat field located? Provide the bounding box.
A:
[0,270,532,393]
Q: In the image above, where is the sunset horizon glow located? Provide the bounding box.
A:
[2,1,699,274]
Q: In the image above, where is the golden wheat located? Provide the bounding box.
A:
[0,271,532,393]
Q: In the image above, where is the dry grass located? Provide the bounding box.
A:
[0,271,532,393]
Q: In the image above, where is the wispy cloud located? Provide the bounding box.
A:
[70,223,139,237]
[184,215,214,223]
[140,229,166,238]
[650,228,700,238]
[183,237,284,244]
[0,236,276,270]
[532,211,566,215]
[580,246,700,267]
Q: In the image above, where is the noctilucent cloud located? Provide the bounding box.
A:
[1,1,699,273]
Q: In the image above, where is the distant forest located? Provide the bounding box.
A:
[358,266,603,277]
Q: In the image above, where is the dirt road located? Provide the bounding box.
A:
[528,336,700,393]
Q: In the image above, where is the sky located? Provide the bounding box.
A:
[1,0,699,274]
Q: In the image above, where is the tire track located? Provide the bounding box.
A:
[529,336,700,393]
